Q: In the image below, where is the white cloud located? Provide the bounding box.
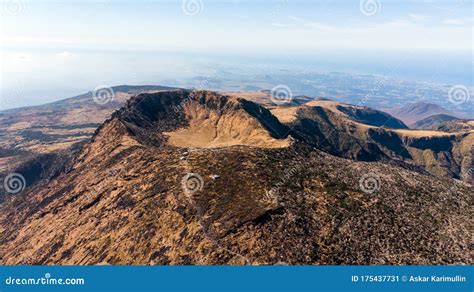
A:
[384,20,412,27]
[1,17,470,53]
[57,51,75,58]
[304,22,334,31]
[288,15,302,21]
[443,19,463,25]
[285,15,336,32]
[270,22,287,28]
[409,13,428,21]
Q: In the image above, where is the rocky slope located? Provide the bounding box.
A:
[0,90,472,265]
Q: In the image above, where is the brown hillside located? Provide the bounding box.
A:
[0,90,471,265]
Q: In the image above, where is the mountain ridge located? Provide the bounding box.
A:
[0,90,471,265]
[1,88,472,204]
[386,101,462,126]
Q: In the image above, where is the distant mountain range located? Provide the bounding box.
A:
[411,113,474,131]
[385,101,463,126]
[0,87,472,265]
[412,114,460,129]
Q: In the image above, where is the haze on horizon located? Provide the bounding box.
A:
[0,0,472,109]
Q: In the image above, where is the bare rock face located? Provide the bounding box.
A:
[0,90,471,265]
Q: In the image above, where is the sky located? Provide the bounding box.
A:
[0,0,473,108]
[2,0,472,52]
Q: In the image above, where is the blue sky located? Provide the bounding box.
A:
[1,0,472,52]
[0,0,472,108]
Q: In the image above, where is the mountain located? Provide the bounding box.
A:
[1,88,472,203]
[412,114,461,129]
[413,114,474,132]
[172,90,472,182]
[333,103,408,129]
[271,100,473,182]
[435,120,474,133]
[226,91,315,107]
[386,102,460,126]
[230,91,407,129]
[0,90,471,265]
[0,85,177,200]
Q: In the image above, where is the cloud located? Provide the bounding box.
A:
[443,19,463,25]
[57,51,75,58]
[304,22,334,31]
[384,20,412,27]
[285,15,335,32]
[409,13,428,21]
[1,14,470,53]
[270,22,287,28]
[288,15,302,21]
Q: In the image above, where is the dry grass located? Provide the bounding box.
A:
[270,107,300,123]
[304,100,342,112]
[225,91,271,106]
[393,129,461,137]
